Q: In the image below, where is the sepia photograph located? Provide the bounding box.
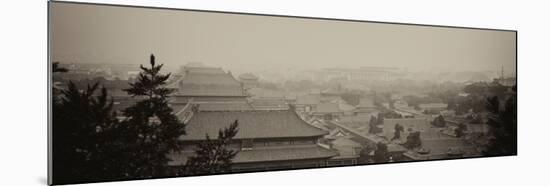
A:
[49,1,517,185]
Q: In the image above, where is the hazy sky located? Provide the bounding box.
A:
[50,2,516,74]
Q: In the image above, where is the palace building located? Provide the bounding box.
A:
[168,105,338,172]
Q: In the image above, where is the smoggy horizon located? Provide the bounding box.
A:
[49,2,516,75]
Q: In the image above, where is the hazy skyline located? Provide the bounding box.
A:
[50,2,516,75]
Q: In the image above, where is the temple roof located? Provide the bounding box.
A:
[168,145,337,165]
[174,67,246,97]
[179,110,328,141]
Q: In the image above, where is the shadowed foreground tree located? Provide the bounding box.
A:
[52,55,187,184]
[52,61,68,73]
[184,120,239,175]
[52,82,121,184]
[119,54,186,178]
[484,96,517,156]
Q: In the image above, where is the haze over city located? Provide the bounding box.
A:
[50,3,516,75]
[50,2,517,185]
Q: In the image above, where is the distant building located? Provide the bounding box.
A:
[295,94,321,113]
[168,66,250,110]
[249,97,289,111]
[312,103,343,120]
[238,73,260,89]
[326,137,362,166]
[355,97,378,115]
[169,107,338,172]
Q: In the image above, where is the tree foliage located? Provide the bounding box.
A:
[118,54,186,178]
[373,142,389,163]
[52,82,121,184]
[392,123,404,141]
[431,115,446,127]
[403,131,422,149]
[52,55,187,183]
[52,61,68,73]
[455,123,467,137]
[368,115,382,134]
[183,120,239,175]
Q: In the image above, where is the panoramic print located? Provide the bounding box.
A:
[49,2,517,185]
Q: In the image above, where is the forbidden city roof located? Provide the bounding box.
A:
[168,145,337,165]
[175,68,246,97]
[179,110,328,141]
[233,145,337,163]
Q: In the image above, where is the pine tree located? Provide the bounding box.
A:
[119,54,186,178]
[52,82,120,184]
[184,120,239,175]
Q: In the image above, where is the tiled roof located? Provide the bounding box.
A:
[314,103,342,114]
[168,145,337,165]
[179,110,328,141]
[176,71,245,97]
[234,145,338,163]
[193,102,255,111]
[250,97,289,110]
[330,138,361,159]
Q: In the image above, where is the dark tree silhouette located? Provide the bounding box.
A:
[484,96,517,156]
[403,131,422,149]
[52,82,121,184]
[392,123,404,141]
[455,123,467,137]
[431,115,446,127]
[368,115,382,134]
[52,61,68,73]
[118,54,186,178]
[373,142,389,163]
[184,120,239,175]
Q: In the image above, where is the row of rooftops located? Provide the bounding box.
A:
[175,107,329,141]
